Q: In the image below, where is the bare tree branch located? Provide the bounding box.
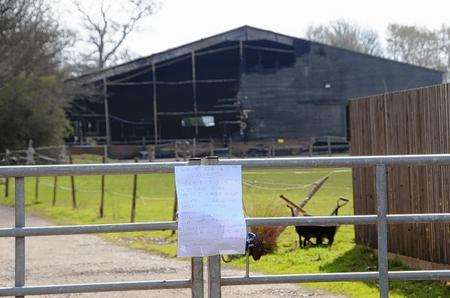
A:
[386,24,445,71]
[306,19,383,56]
[74,0,157,71]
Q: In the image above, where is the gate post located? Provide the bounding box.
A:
[15,177,25,298]
[376,164,389,298]
[187,158,204,297]
[203,156,221,298]
[191,257,204,298]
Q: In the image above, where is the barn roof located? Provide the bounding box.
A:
[73,25,443,84]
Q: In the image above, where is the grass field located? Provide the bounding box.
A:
[1,155,449,297]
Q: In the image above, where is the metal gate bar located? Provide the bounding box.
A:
[220,270,450,285]
[0,279,192,296]
[2,214,450,238]
[1,154,450,298]
[376,164,389,297]
[15,177,25,298]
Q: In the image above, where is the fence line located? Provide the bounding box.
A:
[1,155,450,298]
[350,83,450,266]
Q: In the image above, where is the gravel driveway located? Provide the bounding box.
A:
[0,205,343,297]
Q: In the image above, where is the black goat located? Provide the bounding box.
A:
[281,195,348,247]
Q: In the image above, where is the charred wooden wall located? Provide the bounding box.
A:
[239,39,442,140]
[71,30,443,144]
[350,83,450,265]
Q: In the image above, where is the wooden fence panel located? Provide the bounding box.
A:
[350,83,450,265]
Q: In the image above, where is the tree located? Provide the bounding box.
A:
[306,19,383,56]
[0,0,73,151]
[0,0,72,85]
[74,0,158,70]
[386,24,444,70]
[438,25,450,80]
[0,75,71,150]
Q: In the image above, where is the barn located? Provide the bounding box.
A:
[70,25,443,145]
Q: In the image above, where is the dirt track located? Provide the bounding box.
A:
[0,205,343,297]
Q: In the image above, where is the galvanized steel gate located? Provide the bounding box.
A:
[0,155,450,298]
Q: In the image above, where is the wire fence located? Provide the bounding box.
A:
[1,142,353,223]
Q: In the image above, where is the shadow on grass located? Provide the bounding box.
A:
[320,245,450,297]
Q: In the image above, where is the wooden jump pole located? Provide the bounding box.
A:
[130,158,138,222]
[69,154,77,209]
[99,156,106,218]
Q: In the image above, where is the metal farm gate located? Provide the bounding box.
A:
[0,155,450,298]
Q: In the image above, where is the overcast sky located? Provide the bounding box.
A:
[57,0,450,58]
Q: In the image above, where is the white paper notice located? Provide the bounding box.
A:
[175,165,246,257]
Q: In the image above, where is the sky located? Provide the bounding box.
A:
[56,0,450,58]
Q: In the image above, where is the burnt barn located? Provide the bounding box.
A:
[70,26,443,145]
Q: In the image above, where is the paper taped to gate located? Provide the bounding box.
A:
[175,165,246,257]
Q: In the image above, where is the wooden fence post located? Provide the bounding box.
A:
[52,146,66,207]
[130,158,138,222]
[103,144,108,160]
[26,139,35,165]
[148,145,155,162]
[209,141,214,156]
[270,139,275,157]
[175,141,180,161]
[4,177,9,198]
[26,142,39,204]
[52,176,58,206]
[171,186,179,236]
[192,138,196,157]
[99,156,106,218]
[171,157,201,235]
[309,137,315,157]
[34,177,39,203]
[69,154,77,209]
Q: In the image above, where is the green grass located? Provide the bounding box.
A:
[1,156,448,297]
